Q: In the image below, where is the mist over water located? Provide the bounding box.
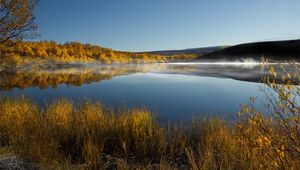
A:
[168,59,300,67]
[1,62,291,122]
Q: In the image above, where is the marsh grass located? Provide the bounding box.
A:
[0,95,299,169]
[0,64,299,169]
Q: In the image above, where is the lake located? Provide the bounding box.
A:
[0,62,284,122]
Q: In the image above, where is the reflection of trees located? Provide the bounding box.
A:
[0,65,142,90]
[0,63,175,90]
[0,71,112,90]
[0,63,292,91]
[0,63,174,90]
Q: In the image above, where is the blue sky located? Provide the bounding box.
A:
[36,0,300,52]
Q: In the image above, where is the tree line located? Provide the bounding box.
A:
[0,41,169,64]
[0,40,197,65]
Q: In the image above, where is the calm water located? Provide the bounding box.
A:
[0,63,280,122]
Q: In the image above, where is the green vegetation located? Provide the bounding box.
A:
[0,41,197,66]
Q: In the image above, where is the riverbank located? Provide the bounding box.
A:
[0,147,38,169]
[0,41,197,70]
[0,95,299,169]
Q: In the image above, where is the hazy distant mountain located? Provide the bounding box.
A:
[199,39,300,61]
[146,46,225,56]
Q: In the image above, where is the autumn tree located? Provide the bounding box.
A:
[0,0,38,45]
[34,42,48,57]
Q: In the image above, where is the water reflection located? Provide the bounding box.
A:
[1,63,291,121]
[0,63,292,91]
[0,64,152,90]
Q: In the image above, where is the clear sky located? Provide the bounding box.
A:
[35,0,300,52]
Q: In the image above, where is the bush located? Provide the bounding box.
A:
[0,63,299,169]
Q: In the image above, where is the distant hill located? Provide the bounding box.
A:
[146,46,225,56]
[199,39,300,61]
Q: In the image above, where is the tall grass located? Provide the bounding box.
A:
[0,63,299,169]
[0,96,299,169]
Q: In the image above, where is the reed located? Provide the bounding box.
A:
[0,94,299,169]
[0,63,299,169]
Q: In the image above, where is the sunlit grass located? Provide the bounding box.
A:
[0,63,299,169]
[0,95,299,169]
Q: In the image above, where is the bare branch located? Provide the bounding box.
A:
[0,0,38,45]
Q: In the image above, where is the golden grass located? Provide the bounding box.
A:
[0,95,299,169]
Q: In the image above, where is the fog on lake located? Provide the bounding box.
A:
[0,62,291,122]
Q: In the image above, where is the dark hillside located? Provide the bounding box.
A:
[146,46,224,56]
[199,40,300,61]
